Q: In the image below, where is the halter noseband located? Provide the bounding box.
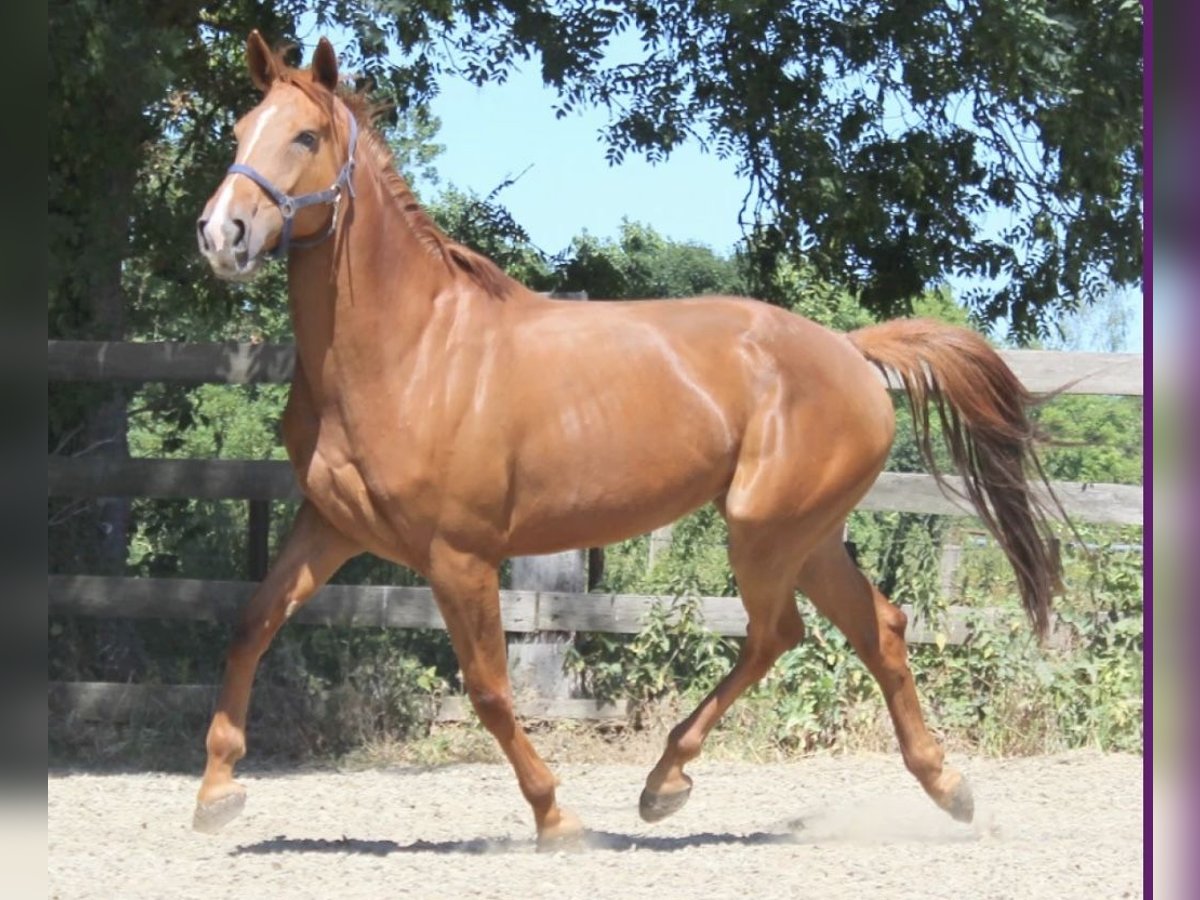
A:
[226,105,358,259]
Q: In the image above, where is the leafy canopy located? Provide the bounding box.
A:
[51,1,1141,344]
[443,0,1142,338]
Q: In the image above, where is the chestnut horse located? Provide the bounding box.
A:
[194,32,1060,846]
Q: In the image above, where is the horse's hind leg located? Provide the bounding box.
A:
[640,527,807,822]
[194,501,358,833]
[428,542,582,848]
[796,529,974,822]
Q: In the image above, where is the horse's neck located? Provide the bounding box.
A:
[286,173,449,400]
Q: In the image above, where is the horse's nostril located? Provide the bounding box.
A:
[232,218,247,248]
[197,218,211,252]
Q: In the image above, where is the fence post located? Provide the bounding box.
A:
[246,499,270,581]
[508,551,584,699]
[938,542,962,600]
[648,523,675,569]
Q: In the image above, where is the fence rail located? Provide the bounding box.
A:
[48,681,630,724]
[48,574,1069,648]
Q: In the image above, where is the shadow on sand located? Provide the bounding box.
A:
[230,828,804,857]
[229,806,984,857]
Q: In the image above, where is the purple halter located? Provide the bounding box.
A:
[226,106,358,258]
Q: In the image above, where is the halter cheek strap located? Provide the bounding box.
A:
[226,107,358,259]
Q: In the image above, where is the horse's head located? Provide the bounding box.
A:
[198,31,355,281]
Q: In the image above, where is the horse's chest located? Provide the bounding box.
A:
[284,404,435,564]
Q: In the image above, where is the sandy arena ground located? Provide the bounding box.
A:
[48,751,1143,899]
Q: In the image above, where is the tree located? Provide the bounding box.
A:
[429,185,557,289]
[445,0,1142,338]
[555,220,745,299]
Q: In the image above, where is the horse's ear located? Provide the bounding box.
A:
[246,30,279,93]
[312,37,339,92]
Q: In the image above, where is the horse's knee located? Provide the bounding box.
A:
[847,603,911,693]
[879,602,907,640]
[229,610,280,664]
[745,609,805,661]
[468,685,515,732]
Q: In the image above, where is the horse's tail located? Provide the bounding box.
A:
[847,318,1064,640]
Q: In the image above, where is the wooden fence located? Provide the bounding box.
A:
[47,339,1143,722]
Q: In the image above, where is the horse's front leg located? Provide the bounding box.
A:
[193,501,358,832]
[429,541,583,848]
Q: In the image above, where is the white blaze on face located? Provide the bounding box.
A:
[203,103,280,253]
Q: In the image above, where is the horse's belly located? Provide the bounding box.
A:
[504,415,738,554]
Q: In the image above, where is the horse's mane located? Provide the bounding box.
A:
[271,55,514,299]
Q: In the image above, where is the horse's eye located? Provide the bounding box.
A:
[295,131,318,150]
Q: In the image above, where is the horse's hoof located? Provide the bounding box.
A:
[639,776,693,823]
[193,784,247,834]
[941,774,975,824]
[536,808,585,853]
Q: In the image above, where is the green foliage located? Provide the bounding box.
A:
[1035,396,1143,485]
[567,595,739,704]
[48,621,452,767]
[556,221,745,299]
[568,523,1142,757]
[907,530,1143,754]
[647,507,737,597]
[429,185,556,288]
[56,2,1138,342]
[259,626,451,750]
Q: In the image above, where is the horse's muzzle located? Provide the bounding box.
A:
[197,215,266,282]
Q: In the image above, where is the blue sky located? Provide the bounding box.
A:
[428,63,749,257]
[293,16,749,253]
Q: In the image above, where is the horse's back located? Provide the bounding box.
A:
[482,292,892,552]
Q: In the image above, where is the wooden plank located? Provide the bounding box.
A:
[47,456,1142,525]
[47,456,302,501]
[435,696,628,723]
[997,350,1143,396]
[49,341,1143,396]
[47,574,1082,647]
[49,681,219,721]
[46,575,532,633]
[47,574,253,622]
[862,472,1142,526]
[47,340,295,384]
[48,681,629,724]
[536,592,752,637]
